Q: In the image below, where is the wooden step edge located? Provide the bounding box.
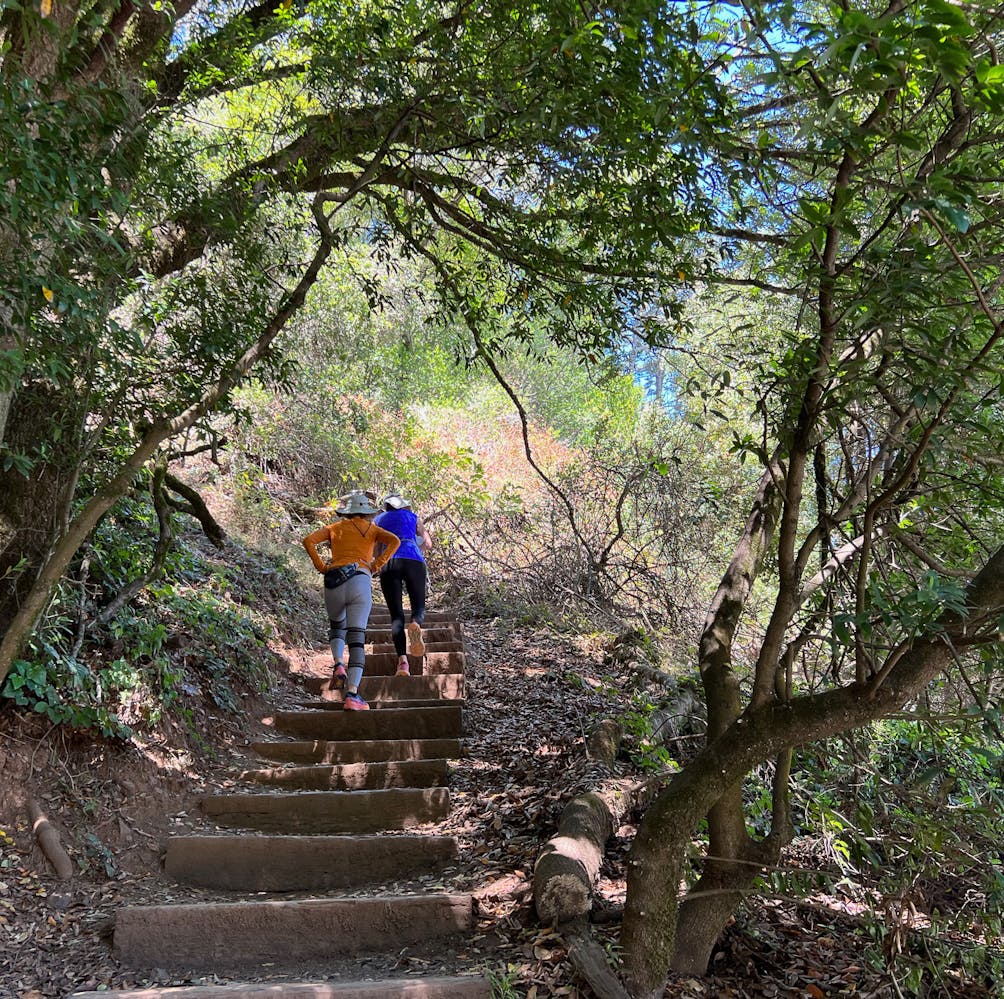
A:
[273,703,463,720]
[201,786,452,809]
[292,698,466,710]
[112,893,476,970]
[305,677,467,702]
[69,974,491,998]
[249,738,464,764]
[237,758,451,789]
[269,705,464,740]
[164,833,459,891]
[198,787,452,833]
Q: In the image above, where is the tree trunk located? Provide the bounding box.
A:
[564,920,631,999]
[164,471,226,547]
[28,799,74,880]
[0,388,11,448]
[671,799,750,973]
[0,217,334,685]
[620,543,1004,998]
[585,718,624,766]
[534,791,613,926]
[536,778,659,999]
[672,749,793,974]
[534,778,656,925]
[663,462,784,975]
[0,386,79,638]
[621,775,703,999]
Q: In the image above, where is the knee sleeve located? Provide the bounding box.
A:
[346,626,366,667]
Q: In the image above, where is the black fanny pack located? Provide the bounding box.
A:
[323,563,361,589]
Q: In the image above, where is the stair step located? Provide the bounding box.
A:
[201,787,451,833]
[165,834,457,890]
[370,641,465,655]
[271,705,463,740]
[306,651,466,680]
[366,626,462,644]
[70,976,491,998]
[113,894,475,971]
[299,676,462,700]
[238,758,450,789]
[250,738,463,765]
[295,698,465,711]
[335,675,464,700]
[369,610,457,624]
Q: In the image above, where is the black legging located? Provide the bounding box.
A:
[379,557,427,657]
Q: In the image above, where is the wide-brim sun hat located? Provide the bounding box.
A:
[381,493,411,510]
[336,491,380,516]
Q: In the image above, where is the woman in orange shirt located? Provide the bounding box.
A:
[302,491,400,710]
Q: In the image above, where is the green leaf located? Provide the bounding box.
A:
[939,203,971,233]
[977,63,1004,85]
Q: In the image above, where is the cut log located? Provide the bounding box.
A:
[585,718,623,765]
[532,778,659,926]
[533,792,612,925]
[565,920,631,999]
[28,799,73,880]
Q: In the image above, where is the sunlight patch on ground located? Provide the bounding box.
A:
[462,758,503,774]
[570,634,609,656]
[269,643,327,677]
[534,743,569,756]
[130,736,197,776]
[595,876,627,905]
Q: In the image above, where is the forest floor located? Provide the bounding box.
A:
[0,597,998,999]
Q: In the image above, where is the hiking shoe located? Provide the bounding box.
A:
[407,622,425,657]
[395,662,411,677]
[343,691,369,711]
[331,664,347,691]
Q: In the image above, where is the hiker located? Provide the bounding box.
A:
[373,493,432,676]
[302,490,400,710]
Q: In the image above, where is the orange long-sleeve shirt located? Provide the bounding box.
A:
[302,518,400,574]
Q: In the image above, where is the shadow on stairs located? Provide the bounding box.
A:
[68,606,491,999]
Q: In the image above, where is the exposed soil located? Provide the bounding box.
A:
[0,611,997,999]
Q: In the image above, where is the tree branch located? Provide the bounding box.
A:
[0,201,336,683]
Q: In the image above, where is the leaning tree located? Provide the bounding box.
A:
[619,1,1004,994]
[0,0,726,674]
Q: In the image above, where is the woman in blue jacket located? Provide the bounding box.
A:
[374,494,432,675]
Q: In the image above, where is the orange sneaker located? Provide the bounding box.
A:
[331,664,347,691]
[343,691,369,711]
[407,622,425,657]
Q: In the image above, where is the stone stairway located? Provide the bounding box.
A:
[70,607,491,999]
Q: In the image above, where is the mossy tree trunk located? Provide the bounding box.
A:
[619,542,1004,998]
[0,387,81,640]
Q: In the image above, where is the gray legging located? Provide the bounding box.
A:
[323,570,373,690]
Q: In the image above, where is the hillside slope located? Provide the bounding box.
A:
[1,586,996,998]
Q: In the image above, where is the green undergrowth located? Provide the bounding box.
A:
[617,682,1004,993]
[750,719,1004,993]
[1,493,307,742]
